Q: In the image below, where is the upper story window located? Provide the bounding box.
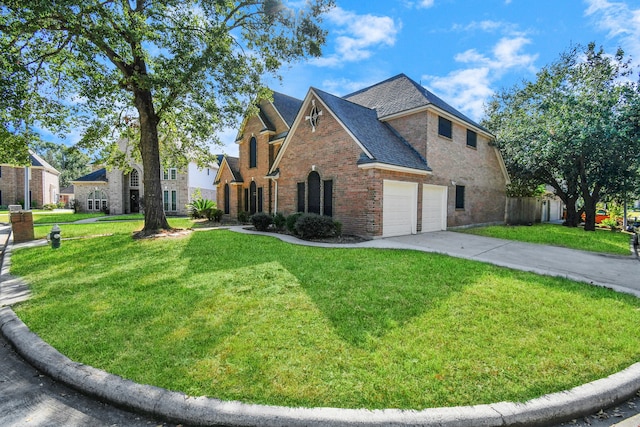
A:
[249,136,257,168]
[163,168,177,180]
[438,116,452,139]
[466,129,477,148]
[130,169,139,187]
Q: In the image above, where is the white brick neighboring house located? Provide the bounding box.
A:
[72,150,219,216]
[0,151,60,208]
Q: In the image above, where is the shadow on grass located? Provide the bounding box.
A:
[180,230,482,347]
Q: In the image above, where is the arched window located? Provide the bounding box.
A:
[307,171,321,214]
[249,136,257,168]
[87,190,108,211]
[130,169,139,187]
[224,183,230,214]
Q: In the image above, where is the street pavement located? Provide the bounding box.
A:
[1,222,640,426]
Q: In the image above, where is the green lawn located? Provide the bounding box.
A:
[0,210,105,224]
[10,229,640,410]
[97,213,145,221]
[32,218,195,239]
[456,223,632,255]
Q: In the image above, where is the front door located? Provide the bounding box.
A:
[130,190,140,213]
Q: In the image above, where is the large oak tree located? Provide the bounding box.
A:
[1,0,333,234]
[484,43,640,231]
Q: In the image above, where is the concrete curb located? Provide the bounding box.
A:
[1,307,640,426]
[2,228,640,426]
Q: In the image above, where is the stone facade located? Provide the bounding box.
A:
[73,142,218,215]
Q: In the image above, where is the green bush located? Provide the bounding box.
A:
[237,211,251,223]
[286,212,304,234]
[601,218,618,231]
[188,198,215,219]
[333,220,343,237]
[294,213,337,239]
[251,212,273,231]
[273,212,286,230]
[207,208,223,222]
[42,203,57,211]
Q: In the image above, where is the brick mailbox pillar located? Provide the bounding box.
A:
[10,211,35,243]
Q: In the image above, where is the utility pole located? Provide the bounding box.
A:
[24,166,30,210]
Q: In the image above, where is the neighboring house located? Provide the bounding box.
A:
[72,142,219,215]
[59,185,75,208]
[0,151,60,208]
[216,74,509,238]
[541,186,564,223]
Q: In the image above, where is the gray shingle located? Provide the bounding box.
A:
[344,73,488,132]
[313,88,430,172]
[272,92,302,127]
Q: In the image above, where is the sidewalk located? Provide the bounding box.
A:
[1,224,640,427]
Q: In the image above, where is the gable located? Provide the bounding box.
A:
[214,156,243,185]
[271,88,430,176]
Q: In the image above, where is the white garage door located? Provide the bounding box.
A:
[383,180,417,237]
[422,185,447,232]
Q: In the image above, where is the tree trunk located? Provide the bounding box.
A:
[582,193,599,232]
[135,88,170,234]
[563,196,581,227]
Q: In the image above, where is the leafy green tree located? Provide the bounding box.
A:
[1,0,333,234]
[32,141,92,188]
[485,43,639,231]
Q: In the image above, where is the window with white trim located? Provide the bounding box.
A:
[163,168,177,180]
[163,190,177,211]
[130,169,140,187]
[87,190,108,211]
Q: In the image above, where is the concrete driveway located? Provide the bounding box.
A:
[380,231,640,297]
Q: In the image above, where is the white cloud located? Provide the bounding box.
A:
[422,36,538,120]
[312,6,400,67]
[320,76,383,96]
[418,0,435,8]
[584,0,640,61]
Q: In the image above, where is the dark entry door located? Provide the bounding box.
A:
[130,190,140,213]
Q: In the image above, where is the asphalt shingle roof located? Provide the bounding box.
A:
[224,156,243,183]
[272,92,302,127]
[344,73,488,132]
[74,168,107,182]
[313,88,430,172]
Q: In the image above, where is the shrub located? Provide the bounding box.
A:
[601,218,618,231]
[237,211,251,223]
[42,203,57,211]
[207,208,223,222]
[188,198,215,219]
[286,212,304,234]
[333,220,343,237]
[251,212,273,231]
[294,213,337,239]
[56,202,65,209]
[273,212,286,230]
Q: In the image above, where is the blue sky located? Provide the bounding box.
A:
[220,0,640,156]
[45,0,640,158]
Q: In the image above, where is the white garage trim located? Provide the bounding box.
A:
[383,180,418,237]
[422,184,448,232]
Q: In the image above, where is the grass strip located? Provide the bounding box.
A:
[456,223,631,255]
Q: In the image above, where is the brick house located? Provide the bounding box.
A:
[216,74,509,238]
[72,142,219,215]
[0,151,60,209]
